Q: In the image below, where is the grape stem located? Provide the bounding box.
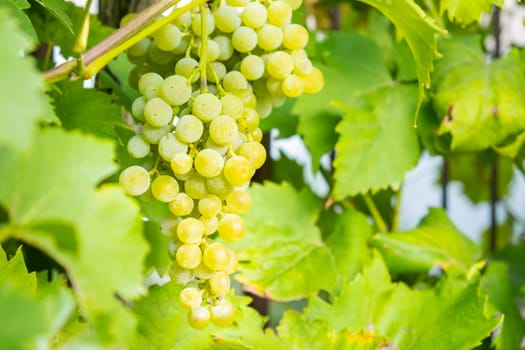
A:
[198,4,209,93]
[42,0,207,83]
[363,193,388,232]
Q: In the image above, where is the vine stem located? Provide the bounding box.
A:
[391,185,403,232]
[43,0,207,83]
[363,194,388,232]
[198,4,208,92]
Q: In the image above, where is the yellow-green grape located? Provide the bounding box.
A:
[193,261,215,279]
[224,249,239,274]
[232,26,258,53]
[169,261,192,284]
[266,77,284,97]
[175,57,200,82]
[203,243,231,270]
[231,131,248,152]
[120,12,136,26]
[193,93,222,122]
[192,10,215,36]
[291,49,313,75]
[142,123,169,145]
[225,189,252,214]
[257,24,282,51]
[209,116,238,145]
[220,94,244,120]
[188,306,211,329]
[241,2,267,29]
[214,5,241,33]
[283,0,302,10]
[174,36,190,55]
[251,128,263,142]
[223,71,249,92]
[209,271,230,296]
[267,0,292,26]
[198,195,222,218]
[159,75,192,106]
[198,39,221,61]
[176,244,202,269]
[240,108,260,132]
[173,10,191,29]
[281,74,304,98]
[205,138,229,155]
[266,51,294,79]
[177,217,204,244]
[119,165,150,196]
[194,149,225,178]
[223,155,254,186]
[127,135,150,158]
[128,37,151,58]
[282,24,309,50]
[210,299,235,327]
[171,152,193,175]
[233,89,256,109]
[147,42,173,65]
[185,173,209,199]
[138,72,163,100]
[272,95,286,108]
[214,35,234,61]
[131,96,146,121]
[208,62,227,83]
[176,114,204,143]
[206,174,234,198]
[153,23,182,51]
[240,55,265,81]
[218,213,245,242]
[226,0,249,6]
[302,66,324,94]
[179,287,203,310]
[151,175,179,202]
[144,97,173,127]
[200,215,219,235]
[169,192,195,216]
[255,95,273,118]
[159,133,189,161]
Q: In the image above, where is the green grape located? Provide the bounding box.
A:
[120,13,136,26]
[185,173,209,199]
[251,127,263,142]
[220,94,244,120]
[169,192,195,216]
[175,57,200,82]
[237,141,266,169]
[226,0,249,6]
[214,5,241,33]
[128,65,149,89]
[213,35,234,61]
[257,24,282,51]
[237,108,260,133]
[193,261,214,279]
[179,287,203,310]
[177,217,204,244]
[240,55,265,81]
[192,93,222,122]
[291,49,313,75]
[283,0,302,10]
[176,244,202,269]
[272,95,286,107]
[231,130,248,152]
[282,24,309,50]
[282,73,304,97]
[301,66,324,94]
[173,10,192,29]
[232,26,258,53]
[188,306,210,329]
[210,299,235,327]
[159,75,192,106]
[225,189,252,214]
[255,94,273,118]
[209,116,238,145]
[203,243,231,270]
[207,61,227,83]
[266,51,294,79]
[266,77,284,96]
[267,1,292,26]
[192,10,215,36]
[131,96,146,121]
[223,71,249,92]
[204,138,228,155]
[218,213,245,242]
[159,133,188,161]
[224,249,239,274]
[234,89,257,109]
[128,37,151,57]
[168,261,192,284]
[151,175,179,202]
[144,97,173,127]
[142,123,170,144]
[138,72,163,100]
[241,2,267,29]
[171,152,193,175]
[206,174,234,198]
[119,165,150,196]
[176,114,204,143]
[198,194,222,218]
[148,42,174,65]
[209,271,230,296]
[153,23,182,51]
[200,215,219,235]
[223,155,254,186]
[198,39,221,61]
[127,135,150,158]
[194,149,225,178]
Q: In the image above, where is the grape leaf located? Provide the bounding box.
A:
[232,182,338,300]
[304,254,501,349]
[332,85,421,198]
[295,31,393,169]
[371,208,480,274]
[143,221,171,275]
[34,0,73,34]
[0,0,37,41]
[440,0,504,25]
[433,37,525,151]
[0,247,36,292]
[0,10,49,152]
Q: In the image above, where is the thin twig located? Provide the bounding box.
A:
[363,194,388,232]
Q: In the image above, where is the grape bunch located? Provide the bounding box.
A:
[119,0,323,329]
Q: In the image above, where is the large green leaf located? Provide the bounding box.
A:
[232,182,338,300]
[34,0,73,34]
[0,0,37,41]
[0,247,36,292]
[332,85,421,198]
[295,31,393,169]
[440,0,504,25]
[433,37,525,151]
[0,10,48,152]
[371,208,480,274]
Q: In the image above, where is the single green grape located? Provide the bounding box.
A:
[191,10,215,36]
[218,213,245,242]
[153,23,182,51]
[213,35,234,61]
[169,192,195,216]
[209,271,230,296]
[171,152,193,175]
[159,75,192,106]
[192,93,222,122]
[223,155,254,186]
[241,2,267,28]
[151,175,179,202]
[214,5,241,33]
[179,287,203,310]
[127,135,150,159]
[225,189,252,214]
[266,51,294,79]
[188,306,211,329]
[210,299,235,327]
[206,174,234,199]
[159,133,188,161]
[301,66,324,94]
[175,57,200,82]
[119,165,150,196]
[240,55,265,81]
[209,116,238,146]
[267,1,292,26]
[232,26,258,53]
[281,74,304,97]
[198,194,222,218]
[176,114,204,143]
[257,24,282,51]
[131,96,146,121]
[282,24,309,50]
[200,215,219,235]
[223,71,249,92]
[220,94,244,120]
[194,148,225,178]
[203,242,231,271]
[176,244,202,269]
[185,173,209,199]
[144,97,173,127]
[177,217,204,244]
[192,261,215,280]
[138,72,163,100]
